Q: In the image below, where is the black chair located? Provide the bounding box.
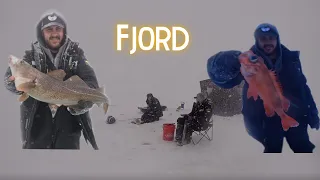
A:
[191,115,214,145]
[181,113,214,145]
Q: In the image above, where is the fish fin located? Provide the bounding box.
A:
[65,75,89,87]
[47,69,66,81]
[268,71,291,111]
[247,85,259,100]
[16,82,36,92]
[281,97,290,112]
[281,114,299,131]
[269,71,284,94]
[263,101,275,117]
[18,93,29,102]
[103,103,109,114]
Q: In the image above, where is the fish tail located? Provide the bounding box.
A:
[280,113,299,131]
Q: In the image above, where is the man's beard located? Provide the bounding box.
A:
[46,36,63,50]
[263,44,275,55]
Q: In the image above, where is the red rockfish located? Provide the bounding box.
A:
[238,50,299,131]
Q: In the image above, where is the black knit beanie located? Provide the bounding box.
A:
[39,12,66,31]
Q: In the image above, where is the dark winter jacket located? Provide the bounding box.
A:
[188,99,212,126]
[3,11,99,149]
[145,97,163,118]
[207,24,319,131]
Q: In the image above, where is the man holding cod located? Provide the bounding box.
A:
[4,10,105,150]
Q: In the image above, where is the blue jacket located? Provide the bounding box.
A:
[206,24,319,130]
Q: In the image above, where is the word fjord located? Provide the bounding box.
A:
[116,24,190,55]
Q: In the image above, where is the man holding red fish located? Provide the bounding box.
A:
[207,23,319,153]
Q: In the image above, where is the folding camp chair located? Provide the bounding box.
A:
[191,115,214,145]
[180,114,214,145]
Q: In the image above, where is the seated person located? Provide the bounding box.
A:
[175,93,212,146]
[135,93,163,124]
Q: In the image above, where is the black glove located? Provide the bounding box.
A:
[67,100,94,115]
[77,100,94,109]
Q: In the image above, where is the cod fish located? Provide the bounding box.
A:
[8,55,110,117]
[238,50,299,131]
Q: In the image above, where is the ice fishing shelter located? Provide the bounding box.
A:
[199,79,243,117]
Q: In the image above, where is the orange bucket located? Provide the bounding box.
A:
[163,123,176,141]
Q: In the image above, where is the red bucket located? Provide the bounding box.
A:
[163,123,176,141]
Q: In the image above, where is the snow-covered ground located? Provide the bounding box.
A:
[1,106,320,179]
